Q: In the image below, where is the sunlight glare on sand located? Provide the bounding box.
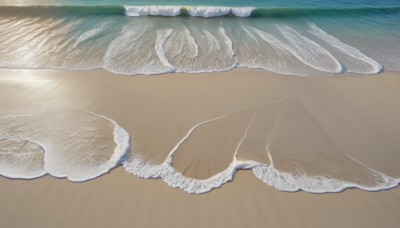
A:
[0,70,53,87]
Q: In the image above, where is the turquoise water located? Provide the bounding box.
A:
[2,0,399,8]
[0,0,399,75]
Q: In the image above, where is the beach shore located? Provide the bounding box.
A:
[0,68,399,227]
[1,168,400,228]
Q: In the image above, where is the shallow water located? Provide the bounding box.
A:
[0,0,399,75]
[0,109,129,181]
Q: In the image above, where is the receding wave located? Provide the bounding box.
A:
[122,96,400,194]
[2,101,398,194]
[0,109,130,181]
[1,5,399,18]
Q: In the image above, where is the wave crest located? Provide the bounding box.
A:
[124,6,181,17]
[124,6,255,17]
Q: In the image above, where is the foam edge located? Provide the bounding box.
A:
[123,155,400,194]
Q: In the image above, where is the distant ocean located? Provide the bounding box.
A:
[0,0,399,75]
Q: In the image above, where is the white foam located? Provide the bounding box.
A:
[276,25,343,73]
[187,6,231,17]
[74,22,109,48]
[155,29,176,71]
[308,23,382,74]
[123,106,254,193]
[96,114,131,174]
[162,26,199,72]
[231,7,255,17]
[163,25,237,73]
[124,151,400,194]
[240,25,259,43]
[104,23,175,75]
[1,106,398,193]
[164,26,199,59]
[123,151,247,195]
[103,23,149,75]
[183,27,199,58]
[123,97,399,194]
[244,26,315,75]
[248,27,300,58]
[187,6,254,17]
[218,27,235,58]
[123,6,254,17]
[188,6,254,17]
[0,109,130,182]
[203,29,220,51]
[124,6,181,17]
[253,162,399,193]
[0,137,47,179]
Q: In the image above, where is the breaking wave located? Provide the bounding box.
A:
[124,6,254,17]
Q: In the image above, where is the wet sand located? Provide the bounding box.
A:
[1,168,400,228]
[0,68,399,227]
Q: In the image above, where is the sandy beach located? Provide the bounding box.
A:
[1,168,400,228]
[0,68,399,227]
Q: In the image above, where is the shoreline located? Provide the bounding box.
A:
[1,68,400,227]
[0,65,394,77]
[1,167,400,228]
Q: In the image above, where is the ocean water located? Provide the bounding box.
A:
[0,0,399,75]
[1,1,400,194]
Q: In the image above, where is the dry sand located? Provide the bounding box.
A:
[0,68,399,227]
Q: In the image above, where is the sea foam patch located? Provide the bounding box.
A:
[0,109,130,181]
[0,138,46,179]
